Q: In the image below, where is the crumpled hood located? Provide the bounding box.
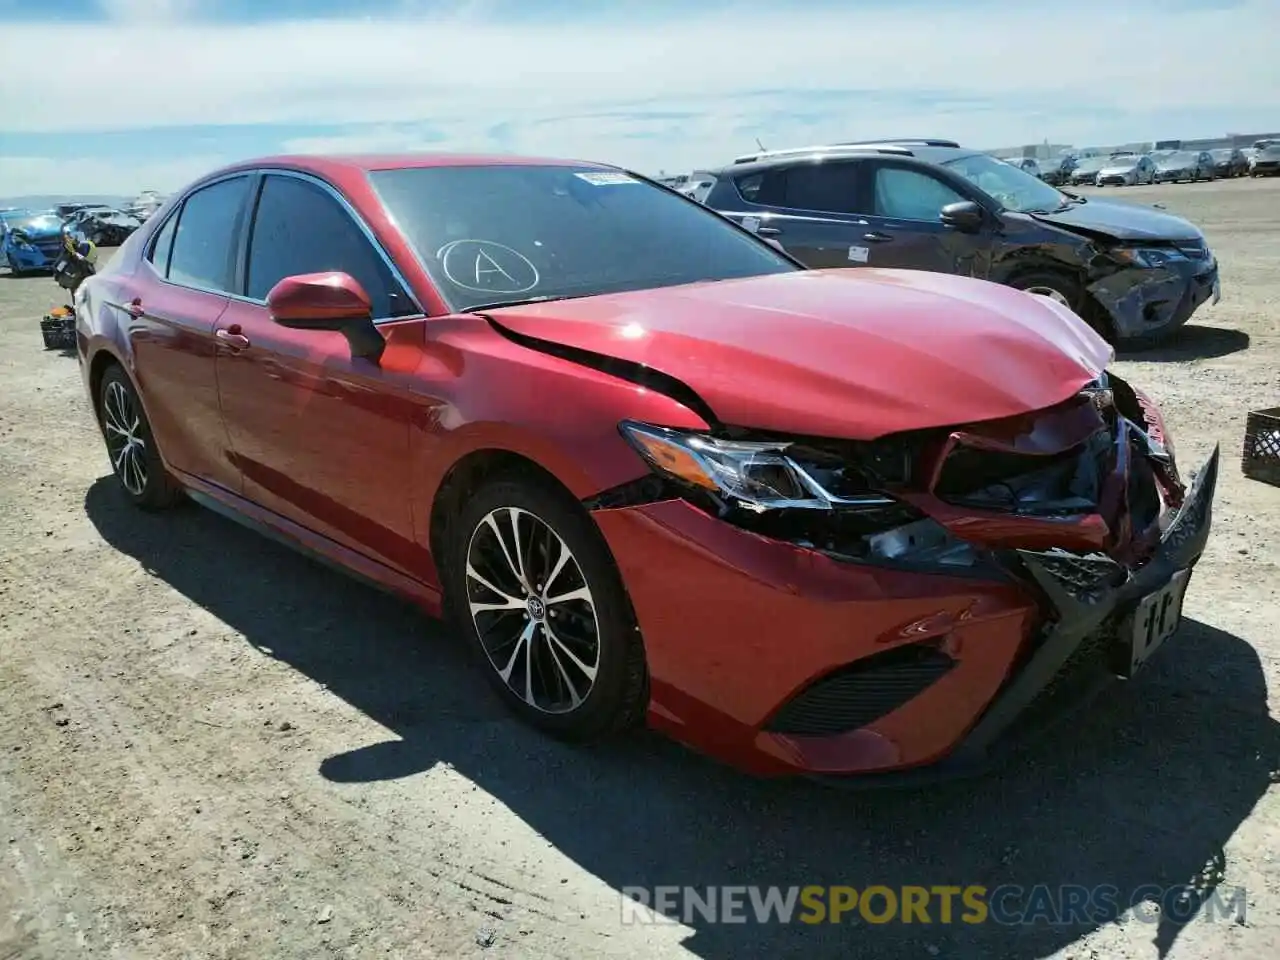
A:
[1099,162,1139,176]
[481,269,1113,440]
[1032,197,1202,242]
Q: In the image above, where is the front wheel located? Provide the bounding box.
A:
[97,364,182,510]
[447,476,648,742]
[1008,270,1083,313]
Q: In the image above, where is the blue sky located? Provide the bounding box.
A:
[1,0,1276,197]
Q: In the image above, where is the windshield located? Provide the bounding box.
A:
[1211,149,1232,159]
[940,153,1067,214]
[370,164,797,311]
[1162,152,1198,165]
[1073,157,1109,173]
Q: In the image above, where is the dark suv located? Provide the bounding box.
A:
[701,139,1221,345]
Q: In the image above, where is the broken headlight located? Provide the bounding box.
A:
[620,421,893,512]
[619,421,987,572]
[1110,246,1189,268]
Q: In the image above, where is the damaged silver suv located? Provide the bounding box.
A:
[703,139,1221,347]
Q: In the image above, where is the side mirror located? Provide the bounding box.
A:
[266,271,384,363]
[940,200,986,234]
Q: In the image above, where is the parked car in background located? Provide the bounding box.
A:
[1248,143,1280,176]
[125,190,166,221]
[72,151,1218,783]
[1210,148,1249,178]
[55,202,89,221]
[67,205,143,246]
[1153,150,1216,183]
[1038,156,1078,186]
[1095,153,1157,186]
[1068,156,1110,185]
[1002,157,1043,179]
[1,209,78,275]
[701,140,1221,345]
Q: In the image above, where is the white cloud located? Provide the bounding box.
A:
[95,0,201,22]
[1,1,1277,194]
[0,153,230,197]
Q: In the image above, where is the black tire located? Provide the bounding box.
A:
[446,475,647,743]
[97,364,182,510]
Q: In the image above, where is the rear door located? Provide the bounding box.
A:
[713,161,875,269]
[858,160,993,278]
[125,175,251,494]
[213,171,423,575]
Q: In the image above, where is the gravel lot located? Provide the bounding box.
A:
[1,177,1277,960]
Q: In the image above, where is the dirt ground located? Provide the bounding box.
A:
[1,177,1277,960]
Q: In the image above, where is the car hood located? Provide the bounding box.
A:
[481,269,1112,440]
[1030,197,1202,241]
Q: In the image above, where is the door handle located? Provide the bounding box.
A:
[756,226,782,236]
[126,298,144,318]
[216,328,251,350]
[863,231,894,242]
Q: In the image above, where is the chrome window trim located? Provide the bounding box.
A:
[143,167,427,325]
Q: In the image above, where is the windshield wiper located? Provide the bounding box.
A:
[463,295,567,312]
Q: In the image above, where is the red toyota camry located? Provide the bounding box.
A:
[74,153,1218,784]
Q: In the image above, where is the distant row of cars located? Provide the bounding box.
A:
[0,190,169,274]
[1008,142,1280,187]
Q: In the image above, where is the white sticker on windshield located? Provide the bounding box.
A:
[574,171,638,186]
[741,216,761,233]
[848,245,870,263]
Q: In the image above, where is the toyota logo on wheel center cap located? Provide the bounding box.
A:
[526,597,546,620]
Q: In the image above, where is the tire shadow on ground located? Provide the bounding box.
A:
[85,478,1278,960]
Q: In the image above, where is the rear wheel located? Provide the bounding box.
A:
[97,364,181,510]
[447,476,648,742]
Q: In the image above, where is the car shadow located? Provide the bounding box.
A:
[1117,325,1250,362]
[84,478,1278,960]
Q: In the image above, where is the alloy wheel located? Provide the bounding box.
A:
[465,506,602,714]
[1024,286,1072,307]
[102,379,148,496]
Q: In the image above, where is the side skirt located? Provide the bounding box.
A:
[175,471,445,618]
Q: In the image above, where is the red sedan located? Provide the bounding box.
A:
[74,153,1218,784]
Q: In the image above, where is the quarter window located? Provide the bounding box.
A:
[245,174,413,318]
[147,212,178,276]
[167,176,251,292]
[873,167,965,220]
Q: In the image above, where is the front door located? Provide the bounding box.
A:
[859,161,994,278]
[214,172,425,577]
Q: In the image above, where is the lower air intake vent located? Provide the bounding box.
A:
[765,641,956,737]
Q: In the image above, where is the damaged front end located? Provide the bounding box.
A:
[1085,239,1220,341]
[594,371,1218,781]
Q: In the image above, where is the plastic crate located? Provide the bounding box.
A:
[1242,407,1280,487]
[40,312,76,351]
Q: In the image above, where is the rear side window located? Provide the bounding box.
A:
[873,167,965,220]
[734,163,864,214]
[167,176,251,292]
[245,174,414,318]
[147,213,178,275]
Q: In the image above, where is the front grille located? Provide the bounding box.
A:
[765,640,956,736]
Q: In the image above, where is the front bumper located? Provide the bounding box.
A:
[1251,162,1280,175]
[1097,173,1134,186]
[1088,257,1219,340]
[591,437,1219,782]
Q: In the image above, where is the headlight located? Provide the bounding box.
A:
[620,421,893,512]
[1110,246,1187,268]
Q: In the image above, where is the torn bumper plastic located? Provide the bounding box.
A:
[809,443,1219,790]
[1088,260,1219,340]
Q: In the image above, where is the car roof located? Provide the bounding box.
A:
[217,152,615,178]
[708,144,986,177]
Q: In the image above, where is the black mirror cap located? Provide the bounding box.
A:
[940,200,985,233]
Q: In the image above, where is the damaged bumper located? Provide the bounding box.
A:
[809,443,1218,789]
[1088,254,1219,341]
[589,377,1217,783]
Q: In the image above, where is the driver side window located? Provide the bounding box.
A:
[873,167,964,221]
[245,174,416,319]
